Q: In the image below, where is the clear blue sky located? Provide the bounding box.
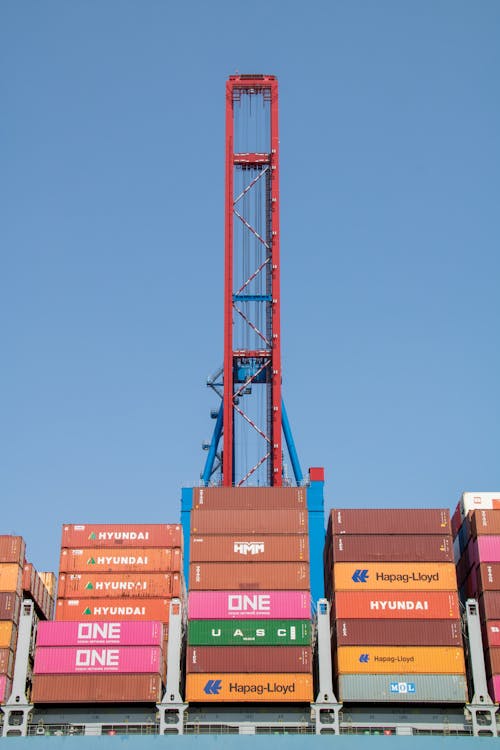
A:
[1,1,499,573]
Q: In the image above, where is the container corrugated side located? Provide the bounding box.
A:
[488,676,500,703]
[189,562,309,591]
[186,673,312,702]
[193,487,306,510]
[37,620,164,647]
[188,619,311,646]
[186,646,311,673]
[476,563,500,592]
[332,562,457,591]
[460,493,500,519]
[337,673,468,703]
[471,509,500,537]
[190,510,307,535]
[188,591,311,620]
[59,547,181,573]
[190,535,309,563]
[57,572,180,599]
[0,592,21,622]
[483,621,500,648]
[333,591,459,619]
[479,592,500,621]
[329,509,451,536]
[0,622,17,651]
[56,598,171,623]
[0,648,15,678]
[485,648,500,678]
[39,572,57,598]
[61,524,182,549]
[31,673,162,703]
[0,674,12,704]
[34,646,162,675]
[330,535,453,562]
[0,537,26,565]
[471,537,500,565]
[335,619,463,646]
[336,646,465,674]
[0,564,22,595]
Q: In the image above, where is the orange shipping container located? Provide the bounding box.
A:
[189,562,309,591]
[56,598,171,623]
[185,673,313,702]
[0,564,22,595]
[190,536,309,563]
[39,573,57,598]
[58,572,181,599]
[61,524,182,549]
[193,487,306,510]
[190,510,307,535]
[332,563,458,591]
[59,547,181,573]
[0,622,17,651]
[333,591,460,620]
[0,648,15,678]
[336,646,466,675]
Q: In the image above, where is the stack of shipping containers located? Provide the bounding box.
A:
[31,524,183,703]
[186,488,313,702]
[452,492,500,704]
[324,509,468,703]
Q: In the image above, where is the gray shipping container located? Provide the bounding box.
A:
[337,673,468,703]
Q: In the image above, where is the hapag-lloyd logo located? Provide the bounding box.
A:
[234,542,265,555]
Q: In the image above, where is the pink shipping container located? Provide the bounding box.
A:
[190,510,307,535]
[0,674,12,704]
[470,537,500,566]
[34,646,162,675]
[488,676,500,703]
[329,509,451,536]
[192,487,306,510]
[188,591,311,620]
[61,524,182,549]
[190,535,309,563]
[37,620,164,647]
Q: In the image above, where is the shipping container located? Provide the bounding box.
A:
[471,509,500,537]
[488,676,500,703]
[193,487,306,510]
[478,592,500,622]
[189,562,309,591]
[0,648,15,678]
[0,592,21,622]
[56,598,171,623]
[470,537,500,566]
[333,591,460,620]
[0,564,22,595]
[331,562,457,592]
[188,619,311,646]
[39,572,57,598]
[37,620,164,647]
[190,535,308,563]
[337,673,468,703]
[476,563,500,592]
[0,537,25,566]
[61,524,182,549]
[188,591,311,620]
[185,673,312,703]
[31,673,163,703]
[328,535,453,563]
[190,510,307,535]
[483,621,500,648]
[334,619,463,647]
[484,648,500,678]
[329,509,451,536]
[335,646,465,675]
[460,493,500,519]
[58,572,180,599]
[34,645,162,675]
[0,674,12,704]
[59,547,181,573]
[186,646,311,674]
[0,621,17,651]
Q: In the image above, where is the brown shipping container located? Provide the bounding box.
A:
[189,562,309,591]
[0,622,17,651]
[485,649,500,678]
[61,524,182,549]
[31,673,162,703]
[479,592,500,622]
[0,593,21,622]
[0,537,25,566]
[0,648,15,678]
[477,564,500,592]
[191,509,307,535]
[186,673,312,703]
[330,535,453,562]
[193,487,306,510]
[0,564,22,595]
[56,598,171,623]
[333,591,460,620]
[190,535,309,563]
[471,510,500,538]
[186,646,311,673]
[59,547,181,573]
[335,619,463,647]
[58,572,181,599]
[329,509,451,536]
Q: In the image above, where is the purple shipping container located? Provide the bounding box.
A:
[36,620,164,647]
[471,537,500,566]
[188,591,311,620]
[34,645,162,674]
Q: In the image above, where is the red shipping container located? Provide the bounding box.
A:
[56,598,172,623]
[483,621,500,648]
[58,572,180,599]
[189,562,309,591]
[186,645,311,673]
[0,537,25,566]
[485,649,500,678]
[476,564,500,593]
[335,619,463,647]
[471,510,500,538]
[191,510,307,535]
[59,547,181,573]
[479,592,500,622]
[329,509,451,536]
[333,591,460,620]
[0,592,21,622]
[329,535,453,562]
[192,487,306,510]
[61,524,182,549]
[31,673,162,703]
[190,535,309,563]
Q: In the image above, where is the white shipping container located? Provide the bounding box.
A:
[460,493,500,520]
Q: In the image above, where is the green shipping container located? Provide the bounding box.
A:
[188,619,311,646]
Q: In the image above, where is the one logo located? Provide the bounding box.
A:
[358,654,370,663]
[352,569,369,583]
[87,558,96,565]
[204,679,222,695]
[234,542,265,556]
